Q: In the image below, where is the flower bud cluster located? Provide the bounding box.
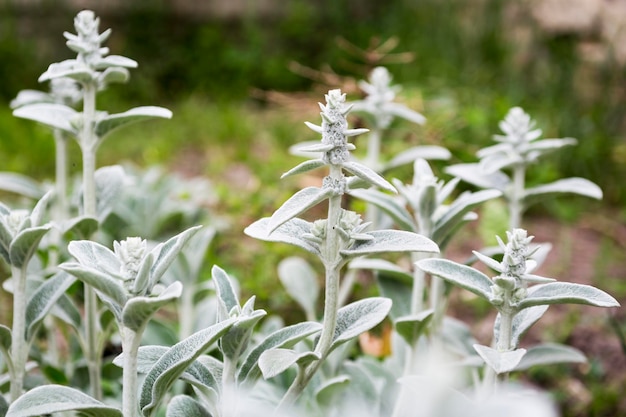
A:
[307,89,360,165]
[114,237,147,282]
[66,10,111,68]
[335,210,373,243]
[489,229,534,306]
[318,90,352,166]
[322,175,347,195]
[4,210,30,236]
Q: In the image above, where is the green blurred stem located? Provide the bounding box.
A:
[509,164,525,230]
[121,326,142,417]
[366,127,382,170]
[80,81,102,400]
[278,166,344,410]
[10,264,28,401]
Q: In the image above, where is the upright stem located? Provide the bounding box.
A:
[365,128,382,227]
[10,265,28,401]
[81,82,102,400]
[277,167,344,410]
[365,127,382,170]
[49,130,69,267]
[314,165,343,358]
[509,164,525,230]
[121,326,142,417]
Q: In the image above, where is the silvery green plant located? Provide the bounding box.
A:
[245,89,439,410]
[351,66,449,172]
[418,228,619,395]
[343,158,502,403]
[12,10,172,399]
[446,107,602,230]
[6,226,201,417]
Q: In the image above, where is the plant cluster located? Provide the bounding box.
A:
[0,10,619,417]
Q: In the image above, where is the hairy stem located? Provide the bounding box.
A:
[278,167,344,410]
[80,81,102,400]
[10,265,28,401]
[121,326,142,417]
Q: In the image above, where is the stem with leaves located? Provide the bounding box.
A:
[80,80,103,400]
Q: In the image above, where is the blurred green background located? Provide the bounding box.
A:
[0,1,625,416]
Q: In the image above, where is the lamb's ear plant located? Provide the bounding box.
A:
[12,10,172,399]
[245,89,439,410]
[446,107,602,230]
[5,226,202,417]
[418,228,619,395]
[350,66,449,172]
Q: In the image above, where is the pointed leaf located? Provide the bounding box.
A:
[343,161,396,193]
[99,66,130,85]
[518,282,620,309]
[349,258,412,282]
[331,297,392,351]
[9,225,51,267]
[30,189,54,227]
[341,230,438,259]
[417,258,493,301]
[95,55,138,69]
[26,271,76,340]
[473,344,527,374]
[116,346,221,395]
[13,103,78,135]
[395,310,434,345]
[244,218,320,255]
[385,145,451,170]
[385,102,426,125]
[0,172,44,199]
[95,106,172,139]
[148,226,202,290]
[258,349,320,379]
[51,294,82,331]
[348,188,415,231]
[278,257,319,319]
[95,165,125,222]
[315,375,351,407]
[238,321,322,384]
[523,178,603,207]
[60,262,127,312]
[220,309,267,359]
[39,60,94,83]
[140,318,236,416]
[6,385,122,417]
[433,189,502,245]
[67,240,121,277]
[122,282,183,331]
[281,159,326,179]
[166,395,211,417]
[61,215,99,240]
[293,142,334,153]
[211,265,239,313]
[268,187,332,232]
[514,343,586,371]
[479,152,522,174]
[445,163,510,191]
[526,138,577,153]
[472,250,503,273]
